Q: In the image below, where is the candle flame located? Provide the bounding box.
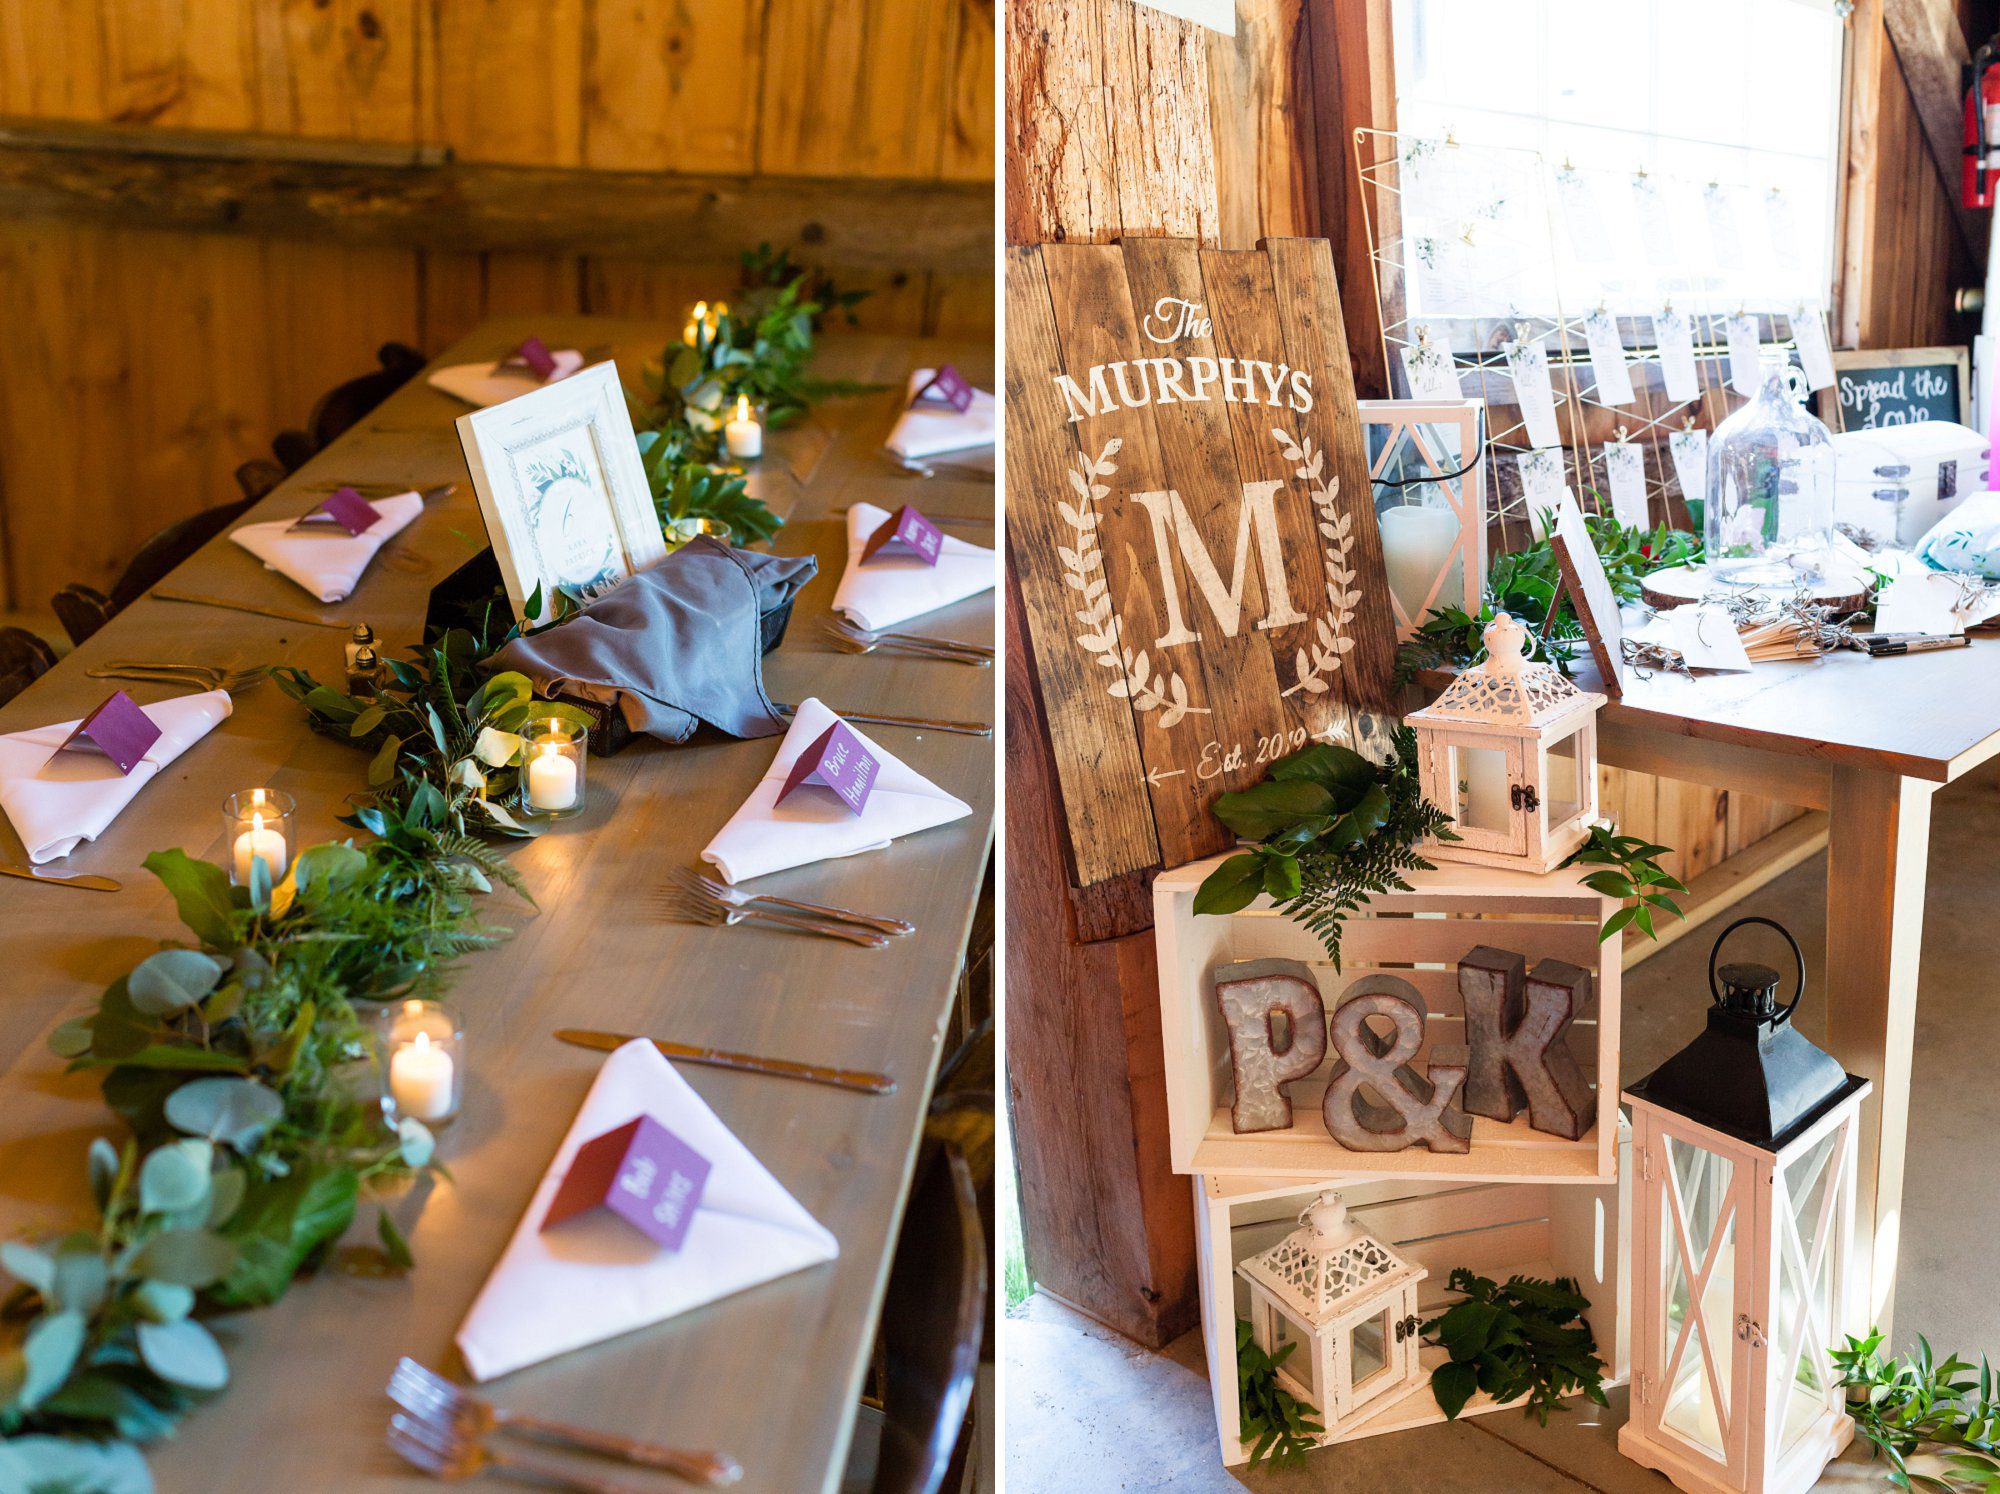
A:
[734,394,753,422]
[251,811,265,834]
[404,999,421,1017]
[251,787,265,807]
[691,300,707,321]
[413,1030,432,1053]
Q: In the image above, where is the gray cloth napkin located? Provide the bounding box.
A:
[485,538,817,742]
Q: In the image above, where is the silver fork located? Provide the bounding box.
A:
[817,619,991,667]
[773,702,992,738]
[655,886,890,948]
[387,1411,650,1492]
[85,662,263,693]
[389,1359,742,1486]
[670,865,914,937]
[823,616,994,661]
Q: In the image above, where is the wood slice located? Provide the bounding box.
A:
[1640,561,1871,616]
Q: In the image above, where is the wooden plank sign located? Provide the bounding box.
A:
[1006,237,1399,887]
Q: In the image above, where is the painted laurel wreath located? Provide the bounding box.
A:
[1274,427,1358,697]
[1058,438,1205,729]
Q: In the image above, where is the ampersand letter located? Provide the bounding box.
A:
[1321,976,1471,1153]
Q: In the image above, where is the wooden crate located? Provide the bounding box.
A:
[1155,855,1621,1182]
[1193,1153,1632,1465]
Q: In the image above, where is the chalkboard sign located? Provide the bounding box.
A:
[1819,346,1969,431]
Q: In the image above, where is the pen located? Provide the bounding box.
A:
[1856,634,1970,657]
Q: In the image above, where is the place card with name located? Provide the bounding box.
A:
[912,364,974,413]
[48,691,161,776]
[289,486,382,536]
[777,718,879,816]
[860,504,945,566]
[542,1114,711,1252]
[497,335,560,382]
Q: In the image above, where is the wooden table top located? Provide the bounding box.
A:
[0,318,995,1493]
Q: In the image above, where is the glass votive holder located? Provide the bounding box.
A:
[521,717,586,819]
[223,788,295,887]
[379,999,464,1128]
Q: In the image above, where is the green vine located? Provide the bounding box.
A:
[1564,825,1686,943]
[1423,1269,1608,1426]
[1193,731,1457,969]
[1832,1331,2000,1491]
[1236,1319,1326,1469]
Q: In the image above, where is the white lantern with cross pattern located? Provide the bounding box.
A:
[1235,1191,1428,1435]
[1619,918,1871,1494]
[1407,612,1605,873]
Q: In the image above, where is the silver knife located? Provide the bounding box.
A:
[0,863,121,892]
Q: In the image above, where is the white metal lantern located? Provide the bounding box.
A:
[1408,612,1605,873]
[1619,919,1872,1494]
[1236,1191,1428,1435]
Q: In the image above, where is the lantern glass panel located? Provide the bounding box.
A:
[1273,1308,1318,1399]
[1777,1131,1842,1453]
[1452,742,1513,832]
[1372,422,1467,628]
[1546,726,1585,826]
[1661,1138,1738,1458]
[1353,1308,1390,1388]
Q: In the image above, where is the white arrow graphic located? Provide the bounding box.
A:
[1146,765,1187,787]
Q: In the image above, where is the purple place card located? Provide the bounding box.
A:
[542,1114,711,1252]
[47,691,161,776]
[289,486,382,537]
[776,719,880,817]
[496,335,559,382]
[859,504,946,568]
[911,364,974,413]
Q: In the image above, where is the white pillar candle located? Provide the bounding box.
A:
[232,813,287,884]
[526,743,578,811]
[390,1030,455,1121]
[724,395,763,460]
[1378,503,1462,624]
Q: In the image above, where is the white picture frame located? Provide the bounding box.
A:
[455,361,667,625]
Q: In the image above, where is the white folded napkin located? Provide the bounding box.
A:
[884,368,995,460]
[0,691,233,863]
[426,349,587,408]
[700,696,972,884]
[455,1038,838,1382]
[230,491,424,604]
[833,502,995,632]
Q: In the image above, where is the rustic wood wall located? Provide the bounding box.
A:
[0,0,994,612]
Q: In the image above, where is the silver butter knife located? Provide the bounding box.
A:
[1,863,121,892]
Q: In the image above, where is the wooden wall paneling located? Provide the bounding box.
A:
[1005,0,1120,243]
[1100,0,1221,241]
[480,249,585,318]
[940,0,998,183]
[1303,0,1394,399]
[427,0,587,165]
[1205,0,1318,248]
[1883,0,1987,263]
[256,237,423,436]
[923,271,999,339]
[757,0,956,178]
[415,249,492,355]
[578,0,765,171]
[246,0,422,142]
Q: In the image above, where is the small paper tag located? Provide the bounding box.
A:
[1726,315,1763,397]
[860,504,946,567]
[48,691,161,776]
[1584,311,1636,407]
[1669,428,1710,511]
[1633,605,1753,673]
[777,719,880,816]
[1556,170,1611,261]
[1704,182,1744,265]
[1656,307,1700,404]
[290,485,382,537]
[912,365,975,413]
[542,1115,711,1252]
[1400,332,1461,400]
[1631,174,1679,268]
[1790,304,1836,391]
[1516,449,1568,538]
[1766,188,1803,272]
[497,335,559,382]
[1603,441,1650,529]
[1503,338,1563,450]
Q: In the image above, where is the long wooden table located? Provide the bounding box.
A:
[0,319,995,1492]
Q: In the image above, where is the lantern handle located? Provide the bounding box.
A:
[1708,916,1806,1025]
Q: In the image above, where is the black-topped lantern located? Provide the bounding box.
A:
[1619,918,1871,1494]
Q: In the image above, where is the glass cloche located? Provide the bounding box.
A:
[1705,352,1835,586]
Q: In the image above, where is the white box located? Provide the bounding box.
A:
[1194,1162,1631,1464]
[1832,419,1989,548]
[1155,856,1621,1183]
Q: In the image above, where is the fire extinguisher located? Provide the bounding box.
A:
[1964,39,2000,209]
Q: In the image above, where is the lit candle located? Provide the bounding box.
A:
[724,394,763,460]
[390,1030,455,1122]
[527,741,578,811]
[1377,503,1462,624]
[232,810,288,884]
[683,300,709,349]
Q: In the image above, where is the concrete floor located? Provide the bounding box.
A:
[1005,756,2000,1492]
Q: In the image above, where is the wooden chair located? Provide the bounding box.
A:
[843,1145,987,1494]
[0,626,57,708]
[50,492,261,646]
[273,341,427,472]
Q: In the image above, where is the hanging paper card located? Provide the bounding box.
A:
[288,485,382,536]
[911,365,975,413]
[1556,170,1610,261]
[1631,174,1679,268]
[1583,311,1635,407]
[1726,315,1763,396]
[1790,305,1836,391]
[1603,442,1649,529]
[1669,427,1709,511]
[1516,449,1568,538]
[860,504,945,566]
[777,719,880,815]
[1401,333,1461,400]
[46,691,161,776]
[1503,339,1563,450]
[497,336,559,382]
[1704,183,1744,267]
[542,1114,711,1252]
[1655,308,1700,404]
[1766,188,1803,272]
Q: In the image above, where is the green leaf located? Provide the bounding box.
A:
[48,1018,95,1059]
[348,704,386,738]
[1262,854,1303,902]
[1212,780,1337,841]
[1600,905,1639,942]
[1193,854,1266,916]
[0,1435,155,1494]
[397,1119,436,1170]
[1429,1358,1480,1420]
[130,1228,238,1289]
[1269,742,1376,800]
[132,1279,196,1324]
[78,1044,249,1074]
[1,1241,54,1296]
[472,726,525,767]
[127,949,225,1017]
[136,1318,229,1392]
[164,1078,285,1151]
[49,1249,107,1314]
[18,1308,87,1410]
[139,1139,213,1215]
[212,1164,360,1308]
[143,849,239,950]
[377,1210,414,1271]
[206,1166,247,1230]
